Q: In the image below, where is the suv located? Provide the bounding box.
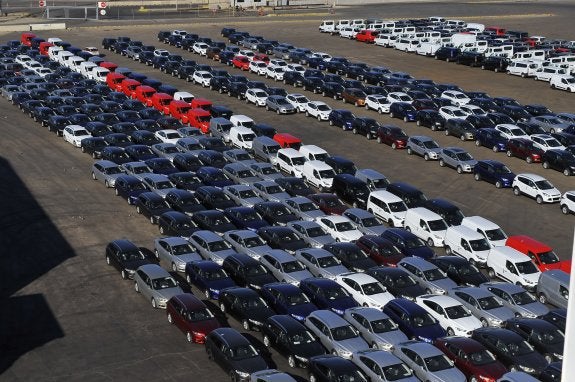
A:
[512,173,561,204]
[473,160,516,188]
[331,174,371,209]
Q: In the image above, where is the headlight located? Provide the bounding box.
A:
[249,318,262,326]
[332,308,344,315]
[487,317,502,326]
[295,355,308,362]
[236,371,250,378]
[338,348,352,358]
[290,314,305,322]
[379,342,394,351]
[433,287,446,295]
[249,283,261,290]
[209,288,218,293]
[524,312,537,318]
[518,365,534,373]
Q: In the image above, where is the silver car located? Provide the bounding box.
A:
[266,95,297,114]
[342,208,386,235]
[91,159,124,188]
[439,147,477,174]
[480,282,549,318]
[222,229,272,261]
[283,196,326,221]
[222,162,261,186]
[133,264,183,309]
[287,220,336,248]
[529,115,570,133]
[392,341,466,382]
[223,148,257,165]
[249,369,297,382]
[448,286,515,327]
[304,309,370,359]
[188,230,239,265]
[153,236,202,272]
[295,248,349,279]
[253,180,291,202]
[249,162,284,181]
[344,307,408,351]
[398,257,457,295]
[142,173,178,199]
[223,184,264,207]
[351,349,419,382]
[259,249,314,286]
[406,135,442,161]
[121,161,154,182]
[151,142,181,162]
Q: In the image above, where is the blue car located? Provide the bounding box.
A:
[223,206,269,231]
[196,166,234,188]
[381,228,434,259]
[299,278,358,316]
[114,175,147,205]
[473,160,516,188]
[328,109,356,131]
[144,157,179,175]
[475,128,508,152]
[184,260,236,300]
[383,298,446,343]
[389,102,417,122]
[259,282,318,322]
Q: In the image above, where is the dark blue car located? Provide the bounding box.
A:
[196,166,234,188]
[389,102,417,122]
[184,260,236,300]
[114,175,147,205]
[328,109,355,130]
[383,298,446,343]
[473,160,516,188]
[223,206,268,231]
[381,228,434,259]
[299,278,358,316]
[475,128,508,152]
[144,157,179,175]
[259,282,318,322]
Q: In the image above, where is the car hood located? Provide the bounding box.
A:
[379,253,405,267]
[322,265,351,279]
[123,258,152,271]
[361,225,387,236]
[513,350,549,373]
[245,273,277,289]
[467,361,507,381]
[245,307,275,323]
[375,329,409,346]
[453,315,482,332]
[178,253,203,264]
[230,355,269,374]
[336,336,369,354]
[284,270,314,284]
[151,206,173,217]
[272,214,299,225]
[518,301,549,317]
[242,219,269,231]
[429,367,466,382]
[206,278,236,291]
[346,258,378,272]
[286,302,318,320]
[300,210,326,221]
[405,246,435,260]
[540,260,571,273]
[413,323,446,342]
[153,188,178,198]
[291,341,326,359]
[158,286,184,301]
[464,272,490,286]
[485,306,516,322]
[365,292,394,308]
[210,222,239,234]
[278,240,308,253]
[429,278,458,293]
[392,284,426,301]
[243,245,273,260]
[307,235,336,248]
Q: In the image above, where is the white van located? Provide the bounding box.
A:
[404,207,448,247]
[79,61,97,78]
[506,61,538,78]
[229,125,256,150]
[444,225,491,266]
[415,42,442,56]
[336,20,351,31]
[486,246,541,291]
[319,20,336,33]
[299,145,329,162]
[459,40,488,53]
[534,66,567,82]
[230,114,255,128]
[302,160,336,192]
[484,45,514,59]
[550,74,575,92]
[47,45,63,61]
[451,33,476,48]
[466,23,485,32]
[366,190,407,227]
[511,49,546,63]
[276,148,306,177]
[460,216,507,248]
[55,50,74,66]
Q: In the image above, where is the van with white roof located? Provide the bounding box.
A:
[444,225,491,267]
[319,20,336,33]
[404,207,448,247]
[460,216,507,248]
[276,148,306,177]
[511,49,546,63]
[302,160,336,192]
[229,125,256,150]
[486,246,541,291]
[299,145,329,162]
[366,190,407,228]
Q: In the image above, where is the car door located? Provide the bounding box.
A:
[342,278,364,304]
[401,347,425,380]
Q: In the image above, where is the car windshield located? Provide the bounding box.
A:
[242,237,265,248]
[202,269,228,281]
[289,330,315,345]
[388,202,407,212]
[317,256,341,268]
[319,169,336,178]
[534,328,564,345]
[468,350,497,366]
[240,212,261,222]
[516,260,539,274]
[360,217,381,228]
[305,227,327,238]
[238,189,258,199]
[132,165,151,174]
[156,181,174,190]
[292,157,306,166]
[535,180,555,190]
[424,355,453,372]
[331,325,359,341]
[382,363,413,381]
[361,282,385,295]
[105,167,123,175]
[445,305,471,319]
[263,185,283,194]
[335,222,355,232]
[423,268,446,281]
[469,238,491,251]
[404,236,426,248]
[237,170,255,179]
[428,219,447,231]
[512,291,537,305]
[422,140,440,149]
[538,250,560,264]
[241,297,267,309]
[484,228,506,241]
[282,260,306,273]
[295,96,308,103]
[325,198,343,208]
[502,340,533,356]
[325,286,351,300]
[456,152,473,161]
[317,105,331,111]
[478,296,504,310]
[370,317,398,333]
[172,244,195,255]
[187,308,214,322]
[452,110,466,117]
[129,183,146,191]
[230,344,258,360]
[152,276,178,290]
[150,200,168,209]
[457,262,482,276]
[121,249,146,262]
[509,128,524,136]
[244,264,268,277]
[389,273,417,287]
[286,292,311,305]
[208,240,232,251]
[410,313,436,327]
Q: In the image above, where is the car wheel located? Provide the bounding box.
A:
[460,134,466,141]
[389,112,395,118]
[526,156,533,164]
[230,371,238,382]
[426,238,434,247]
[317,115,322,121]
[263,335,271,347]
[495,181,503,189]
[376,136,382,144]
[352,201,359,208]
[564,168,572,176]
[444,129,450,136]
[106,255,111,265]
[431,125,437,131]
[480,318,488,328]
[561,204,570,214]
[439,159,445,167]
[159,226,165,234]
[149,216,155,224]
[391,142,397,149]
[416,119,421,126]
[92,152,98,159]
[543,161,550,169]
[506,150,513,157]
[445,246,452,255]
[167,313,173,324]
[538,293,548,304]
[457,166,463,174]
[470,377,479,382]
[305,111,309,117]
[288,355,296,368]
[492,145,499,153]
[424,153,430,161]
[474,173,481,181]
[487,267,496,278]
[91,172,96,180]
[403,116,408,122]
[81,146,86,153]
[219,303,226,313]
[407,147,412,155]
[237,94,241,100]
[509,365,518,372]
[309,374,318,382]
[134,282,139,292]
[151,298,158,308]
[352,128,357,135]
[425,288,432,294]
[242,319,250,330]
[446,327,455,336]
[513,187,521,196]
[475,140,481,147]
[171,262,177,272]
[536,195,543,204]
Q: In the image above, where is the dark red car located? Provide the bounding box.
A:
[506,137,544,163]
[231,55,250,71]
[166,293,221,344]
[355,235,404,266]
[308,193,347,215]
[434,336,507,382]
[376,125,408,149]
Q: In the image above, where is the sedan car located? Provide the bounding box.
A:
[344,307,408,351]
[504,317,564,363]
[429,256,489,287]
[335,272,394,310]
[259,283,318,323]
[134,192,172,224]
[184,260,236,300]
[383,299,446,343]
[259,249,313,286]
[308,355,369,382]
[398,257,457,295]
[222,229,272,261]
[480,282,549,318]
[416,294,482,337]
[287,220,336,248]
[393,341,466,382]
[219,287,276,330]
[366,267,426,301]
[154,236,201,273]
[315,215,362,242]
[188,230,238,265]
[105,239,155,280]
[166,293,221,343]
[295,248,349,280]
[134,264,183,309]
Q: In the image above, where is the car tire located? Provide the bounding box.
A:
[204,288,211,299]
[317,115,321,121]
[91,172,96,180]
[426,238,434,247]
[506,150,513,157]
[538,293,548,304]
[376,136,382,144]
[151,298,157,308]
[106,255,111,265]
[242,319,250,330]
[305,111,309,117]
[495,181,503,189]
[219,303,226,313]
[480,318,489,328]
[424,153,430,161]
[564,168,572,176]
[149,216,155,224]
[445,246,452,255]
[159,226,165,234]
[526,156,533,164]
[561,204,570,214]
[391,143,397,149]
[474,173,481,181]
[403,116,409,122]
[92,152,98,159]
[513,187,521,196]
[230,371,238,382]
[475,140,481,147]
[439,159,445,167]
[263,335,271,347]
[543,161,550,169]
[510,365,518,372]
[134,282,139,292]
[446,327,455,336]
[492,145,499,153]
[288,355,296,368]
[444,129,450,136]
[457,166,463,174]
[167,313,173,324]
[389,112,395,118]
[352,128,357,135]
[487,267,496,278]
[536,195,543,204]
[310,374,318,382]
[329,120,334,126]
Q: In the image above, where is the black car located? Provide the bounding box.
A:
[144,157,179,175]
[254,201,299,226]
[500,105,532,122]
[198,136,228,153]
[218,287,276,331]
[539,362,562,382]
[504,318,564,363]
[274,177,314,197]
[157,211,200,236]
[444,118,477,141]
[130,130,161,145]
[283,71,304,87]
[540,309,566,332]
[331,174,370,209]
[366,266,426,301]
[429,256,489,286]
[114,175,147,205]
[541,149,575,176]
[257,226,308,254]
[221,253,276,290]
[46,115,70,135]
[322,242,377,272]
[302,76,324,94]
[194,186,237,211]
[351,117,379,139]
[192,209,237,235]
[210,105,234,119]
[81,137,108,158]
[209,76,230,94]
[308,355,367,382]
[168,171,205,192]
[472,327,548,376]
[456,51,484,66]
[198,150,228,169]
[172,153,203,172]
[416,109,445,130]
[125,145,157,161]
[324,156,357,175]
[467,114,495,130]
[101,146,132,165]
[328,109,356,130]
[251,123,277,138]
[165,189,205,215]
[481,56,509,72]
[434,46,460,62]
[423,198,465,226]
[261,315,326,368]
[134,192,172,224]
[320,82,345,99]
[105,239,155,280]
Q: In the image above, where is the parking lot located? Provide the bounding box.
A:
[1,1,574,380]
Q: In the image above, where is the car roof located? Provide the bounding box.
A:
[223,286,258,298]
[399,256,436,270]
[288,220,322,229]
[265,249,296,262]
[226,229,260,239]
[157,236,190,246]
[398,340,442,357]
[354,349,402,366]
[172,293,206,310]
[418,294,461,307]
[482,281,526,294]
[474,327,523,341]
[387,298,427,314]
[309,309,347,327]
[301,277,340,289]
[210,327,250,346]
[269,314,307,332]
[438,336,486,352]
[346,306,389,321]
[191,230,223,242]
[338,272,378,285]
[297,248,333,258]
[138,263,170,278]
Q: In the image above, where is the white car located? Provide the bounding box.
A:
[315,215,362,242]
[23,60,43,70]
[507,60,538,78]
[192,70,213,87]
[286,93,309,112]
[512,173,562,204]
[305,101,332,121]
[63,125,92,147]
[560,191,575,214]
[534,66,568,82]
[335,273,394,309]
[269,59,288,68]
[33,67,53,78]
[245,88,268,107]
[339,26,361,39]
[153,49,170,57]
[266,66,285,81]
[460,104,486,116]
[15,54,32,66]
[285,63,306,74]
[311,52,332,61]
[494,124,530,140]
[82,46,100,56]
[155,129,183,144]
[441,90,471,106]
[416,294,482,337]
[530,134,565,152]
[439,106,468,120]
[550,74,575,92]
[365,94,390,114]
[192,42,209,55]
[374,34,397,47]
[249,61,268,76]
[387,92,413,105]
[238,49,255,60]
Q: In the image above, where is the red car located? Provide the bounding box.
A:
[273,133,302,149]
[135,85,156,105]
[308,193,347,215]
[151,92,173,114]
[506,138,544,163]
[100,61,119,73]
[355,235,404,266]
[120,78,141,98]
[166,293,220,344]
[434,336,507,382]
[190,98,212,113]
[376,125,408,149]
[106,72,126,92]
[252,53,270,64]
[506,235,571,273]
[231,55,250,70]
[169,100,192,121]
[183,108,211,133]
[355,30,379,43]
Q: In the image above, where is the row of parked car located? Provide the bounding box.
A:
[6,30,567,382]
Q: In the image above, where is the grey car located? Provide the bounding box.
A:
[253,180,291,202]
[295,248,349,279]
[142,173,178,198]
[249,369,297,382]
[121,161,154,182]
[153,236,202,273]
[438,147,477,174]
[133,264,183,309]
[529,115,570,133]
[304,309,370,359]
[259,249,314,286]
[91,159,124,188]
[283,196,326,221]
[287,220,336,248]
[342,208,386,235]
[222,162,261,185]
[406,135,442,161]
[223,148,257,165]
[398,257,457,295]
[392,340,466,382]
[480,282,549,318]
[151,142,181,162]
[344,307,408,351]
[266,95,297,114]
[448,286,515,327]
[222,229,272,261]
[188,230,239,265]
[351,349,419,382]
[223,184,264,207]
[250,162,284,181]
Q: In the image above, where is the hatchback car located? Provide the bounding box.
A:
[439,147,477,174]
[512,173,561,204]
[473,160,516,188]
[392,341,466,382]
[166,293,221,343]
[480,282,549,318]
[504,318,564,363]
[416,294,482,337]
[406,135,441,161]
[134,192,172,224]
[134,264,183,309]
[344,307,408,351]
[154,236,201,273]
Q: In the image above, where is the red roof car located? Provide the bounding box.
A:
[506,235,571,273]
[106,72,126,92]
[120,78,141,98]
[166,293,220,344]
[183,108,211,133]
[135,85,157,105]
[308,193,347,215]
[506,138,544,163]
[355,235,404,267]
[151,92,173,114]
[252,53,270,64]
[376,125,408,149]
[231,55,250,71]
[273,133,302,149]
[169,100,192,121]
